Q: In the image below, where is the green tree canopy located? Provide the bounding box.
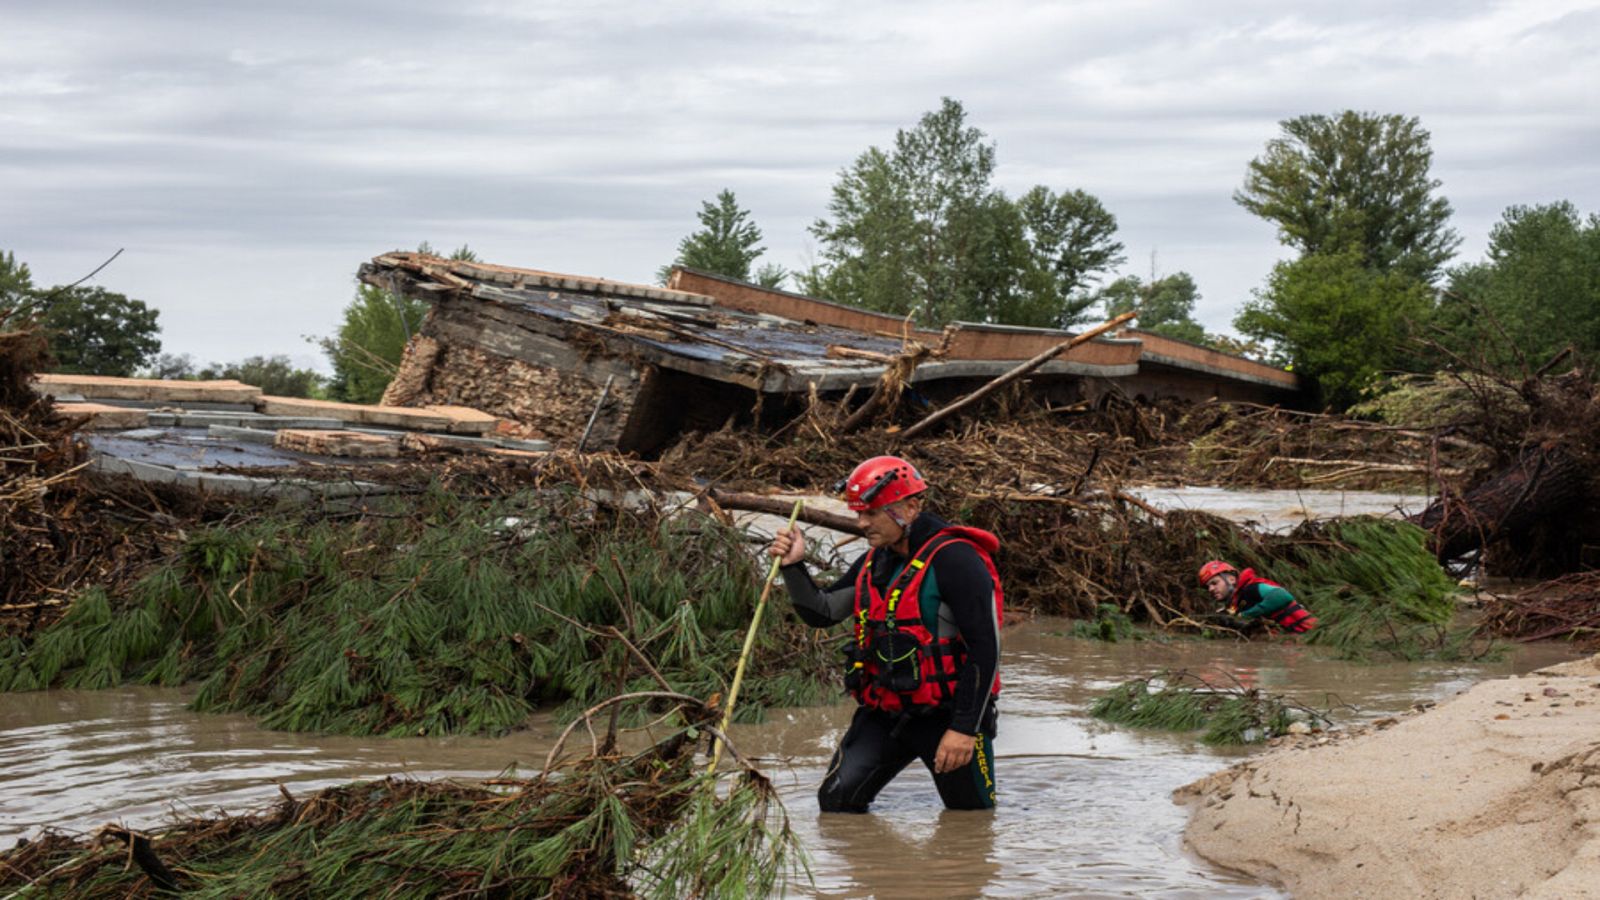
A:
[321,242,470,403]
[200,355,326,399]
[1431,201,1600,372]
[1098,271,1207,344]
[33,286,162,377]
[1236,111,1460,282]
[659,189,769,285]
[1235,250,1434,409]
[807,98,1123,328]
[0,250,33,309]
[321,283,428,403]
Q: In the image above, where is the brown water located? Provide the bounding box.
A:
[0,622,1581,898]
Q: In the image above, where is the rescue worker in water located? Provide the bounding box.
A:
[768,455,1002,812]
[1198,560,1318,635]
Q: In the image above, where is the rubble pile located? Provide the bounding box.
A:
[0,320,235,638]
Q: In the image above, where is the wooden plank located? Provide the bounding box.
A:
[54,402,150,430]
[36,374,263,404]
[274,429,400,458]
[256,396,453,432]
[424,405,498,434]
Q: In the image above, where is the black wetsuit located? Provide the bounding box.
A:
[781,512,1000,812]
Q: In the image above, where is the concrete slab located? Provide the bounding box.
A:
[206,424,279,445]
[114,428,173,441]
[55,402,150,430]
[91,454,190,486]
[174,413,347,430]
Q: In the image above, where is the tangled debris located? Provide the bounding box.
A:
[1090,669,1336,745]
[0,695,806,898]
[0,486,836,736]
[1407,364,1600,578]
[1482,573,1600,649]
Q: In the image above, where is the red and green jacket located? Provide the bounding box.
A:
[1229,569,1317,634]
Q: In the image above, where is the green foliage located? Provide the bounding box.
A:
[1196,517,1484,662]
[1285,519,1480,662]
[1348,371,1522,429]
[753,261,790,290]
[642,774,810,897]
[1090,671,1320,744]
[659,189,771,284]
[1236,110,1460,282]
[0,489,837,736]
[1235,250,1434,409]
[1431,201,1600,373]
[0,249,33,307]
[807,97,1123,328]
[197,354,325,398]
[1064,604,1143,642]
[25,285,162,377]
[321,243,472,403]
[0,755,807,898]
[1099,271,1208,343]
[320,282,428,403]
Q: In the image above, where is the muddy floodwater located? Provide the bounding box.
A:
[1,622,1581,898]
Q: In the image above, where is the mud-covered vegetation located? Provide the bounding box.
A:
[0,486,836,735]
[0,701,805,898]
[1090,669,1334,745]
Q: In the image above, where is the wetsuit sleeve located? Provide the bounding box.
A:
[1238,584,1294,620]
[929,543,1000,736]
[779,555,863,628]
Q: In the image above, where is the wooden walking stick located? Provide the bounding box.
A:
[708,498,804,774]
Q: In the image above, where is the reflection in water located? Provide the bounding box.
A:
[811,807,999,900]
[0,622,1582,898]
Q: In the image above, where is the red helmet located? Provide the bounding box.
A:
[1197,560,1238,585]
[842,456,927,511]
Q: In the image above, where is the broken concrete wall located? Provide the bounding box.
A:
[384,296,640,449]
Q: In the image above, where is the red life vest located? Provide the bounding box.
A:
[1230,569,1318,634]
[850,526,1003,713]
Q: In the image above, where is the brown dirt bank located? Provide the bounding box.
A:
[1176,654,1600,899]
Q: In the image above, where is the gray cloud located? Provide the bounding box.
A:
[3,0,1598,367]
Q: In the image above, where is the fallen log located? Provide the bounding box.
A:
[1267,457,1461,476]
[899,311,1136,440]
[1412,444,1588,561]
[706,489,862,535]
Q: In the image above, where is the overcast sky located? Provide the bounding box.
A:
[4,0,1597,370]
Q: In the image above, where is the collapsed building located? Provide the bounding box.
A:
[361,253,1302,456]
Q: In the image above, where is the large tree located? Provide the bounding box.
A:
[659,189,779,286]
[0,250,32,309]
[32,285,162,377]
[809,98,1122,328]
[1098,271,1206,344]
[1236,111,1460,282]
[1431,202,1600,372]
[1235,250,1434,409]
[322,243,472,403]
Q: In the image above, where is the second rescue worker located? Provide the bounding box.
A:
[768,455,1003,812]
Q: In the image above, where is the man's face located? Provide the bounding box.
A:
[856,499,916,549]
[1205,573,1236,603]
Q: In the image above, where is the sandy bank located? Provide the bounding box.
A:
[1177,654,1600,899]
